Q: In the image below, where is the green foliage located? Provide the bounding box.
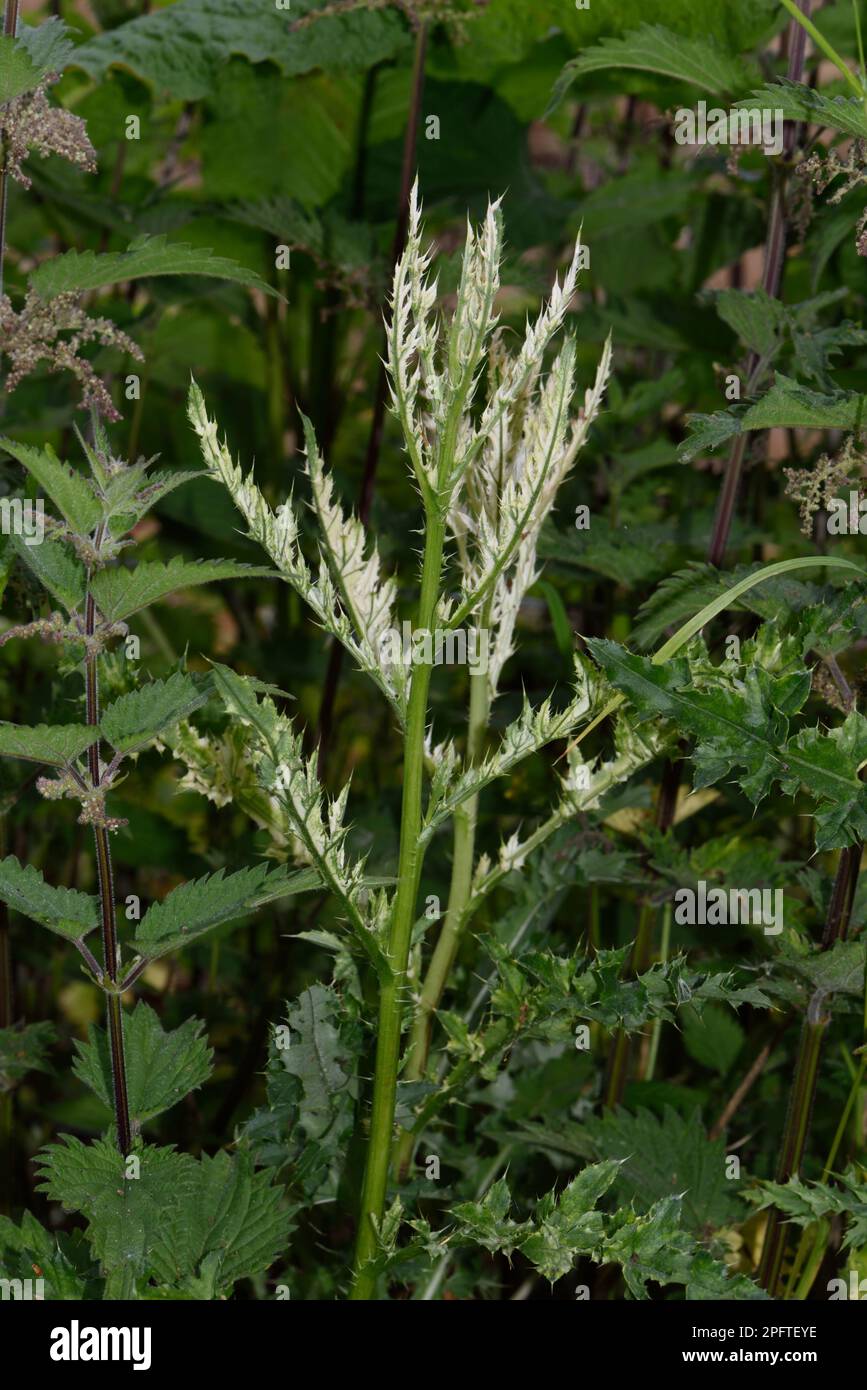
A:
[0,857,98,941]
[73,1002,213,1125]
[29,234,284,301]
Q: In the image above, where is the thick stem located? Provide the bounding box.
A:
[395,660,491,1180]
[350,507,446,1299]
[84,579,132,1157]
[758,840,862,1294]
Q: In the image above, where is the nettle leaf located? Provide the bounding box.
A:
[742,376,867,432]
[0,437,102,535]
[90,557,273,623]
[37,1135,190,1276]
[71,0,410,101]
[17,16,75,76]
[0,857,98,941]
[677,408,745,463]
[149,1150,288,1291]
[748,1168,867,1250]
[73,1002,213,1125]
[11,533,86,611]
[681,1002,745,1076]
[29,234,283,301]
[277,986,354,1142]
[0,34,43,103]
[714,287,787,359]
[736,79,867,141]
[100,672,212,754]
[133,863,318,961]
[0,723,99,769]
[0,1020,55,1091]
[549,23,752,112]
[584,1106,743,1233]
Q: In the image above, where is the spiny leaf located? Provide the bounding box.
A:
[0,438,102,535]
[90,557,273,624]
[133,863,319,961]
[29,234,284,300]
[276,986,354,1142]
[100,672,212,754]
[0,723,99,769]
[0,857,98,941]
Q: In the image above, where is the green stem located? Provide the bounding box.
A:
[395,630,491,1180]
[350,508,446,1299]
[645,900,671,1083]
[778,0,865,98]
[0,1,21,304]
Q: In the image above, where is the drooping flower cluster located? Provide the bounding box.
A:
[0,73,96,189]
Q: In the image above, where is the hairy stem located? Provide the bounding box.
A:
[350,506,446,1298]
[84,536,132,1157]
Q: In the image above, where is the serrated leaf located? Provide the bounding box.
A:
[585,1107,742,1232]
[148,1149,288,1292]
[549,23,751,112]
[736,78,867,141]
[0,723,99,769]
[714,287,787,359]
[452,1178,532,1256]
[100,672,212,754]
[133,863,318,961]
[90,557,273,623]
[29,233,283,301]
[521,1160,620,1282]
[71,0,409,101]
[17,16,75,76]
[0,33,42,104]
[743,375,867,432]
[11,533,86,611]
[37,1135,191,1276]
[682,1002,745,1076]
[793,940,866,997]
[677,408,745,462]
[0,437,102,535]
[73,1002,213,1124]
[0,856,98,941]
[0,1020,55,1091]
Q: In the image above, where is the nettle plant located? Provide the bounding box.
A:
[184,188,867,1299]
[0,423,316,1299]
